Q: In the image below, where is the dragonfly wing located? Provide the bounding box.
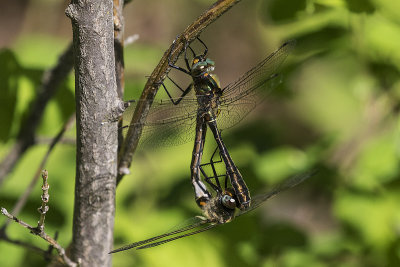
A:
[122,98,199,148]
[139,113,197,148]
[216,93,257,131]
[136,223,218,250]
[151,215,208,237]
[217,74,282,130]
[222,40,295,97]
[237,170,316,217]
[122,98,198,126]
[109,216,210,253]
[217,40,295,130]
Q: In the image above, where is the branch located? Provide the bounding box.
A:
[1,208,77,267]
[0,171,77,267]
[0,43,74,186]
[66,0,119,265]
[117,0,242,182]
[0,231,68,265]
[37,170,50,231]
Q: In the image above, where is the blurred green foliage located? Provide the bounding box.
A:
[1,0,400,266]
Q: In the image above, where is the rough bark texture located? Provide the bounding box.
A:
[66,1,118,266]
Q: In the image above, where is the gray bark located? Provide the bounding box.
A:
[66,1,119,266]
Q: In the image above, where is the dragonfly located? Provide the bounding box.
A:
[122,37,296,210]
[110,148,314,253]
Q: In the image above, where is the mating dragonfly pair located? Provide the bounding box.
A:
[111,37,311,252]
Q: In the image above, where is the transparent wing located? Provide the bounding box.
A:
[121,41,295,145]
[217,40,296,130]
[122,98,199,148]
[109,216,212,253]
[137,224,218,250]
[237,170,316,217]
[122,98,198,126]
[216,75,281,130]
[222,40,295,97]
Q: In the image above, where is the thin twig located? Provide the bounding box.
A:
[1,115,75,231]
[117,0,242,183]
[0,43,74,186]
[37,170,50,231]
[1,208,34,229]
[2,170,78,267]
[1,207,77,267]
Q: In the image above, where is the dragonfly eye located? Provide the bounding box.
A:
[221,194,236,210]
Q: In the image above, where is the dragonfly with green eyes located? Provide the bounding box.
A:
[122,37,296,211]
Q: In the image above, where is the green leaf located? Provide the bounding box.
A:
[254,147,309,183]
[350,131,399,190]
[334,190,400,249]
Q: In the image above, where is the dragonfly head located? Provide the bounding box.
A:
[201,188,237,224]
[191,56,215,77]
[220,188,238,210]
[221,194,236,210]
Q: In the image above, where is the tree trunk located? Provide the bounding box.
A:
[66,1,118,266]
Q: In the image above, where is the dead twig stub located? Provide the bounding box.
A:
[1,171,77,267]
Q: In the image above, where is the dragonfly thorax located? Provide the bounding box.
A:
[197,93,221,122]
[193,72,221,97]
[202,190,237,224]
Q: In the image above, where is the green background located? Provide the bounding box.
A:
[1,0,400,266]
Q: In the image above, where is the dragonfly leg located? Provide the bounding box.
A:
[169,62,190,74]
[199,145,224,192]
[199,162,222,193]
[196,36,208,58]
[159,76,193,105]
[168,37,205,74]
[168,38,191,75]
[185,43,196,70]
[183,37,207,69]
[167,76,185,93]
[163,39,197,103]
